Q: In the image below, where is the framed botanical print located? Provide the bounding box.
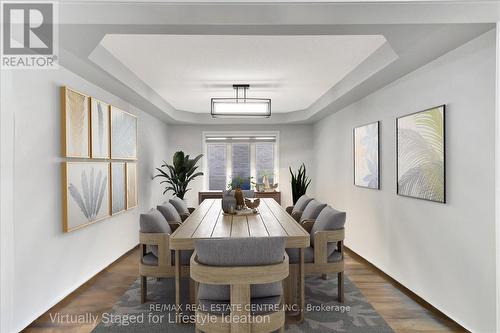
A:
[90,98,110,159]
[397,105,445,203]
[126,162,137,209]
[353,121,380,189]
[62,162,110,232]
[110,106,137,160]
[61,87,90,158]
[111,162,126,215]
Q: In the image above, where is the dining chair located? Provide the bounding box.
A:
[169,196,195,222]
[190,237,288,333]
[286,206,346,302]
[285,194,313,222]
[139,208,192,303]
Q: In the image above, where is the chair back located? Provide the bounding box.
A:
[191,237,288,286]
[191,238,288,333]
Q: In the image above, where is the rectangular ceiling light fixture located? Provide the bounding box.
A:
[211,84,271,118]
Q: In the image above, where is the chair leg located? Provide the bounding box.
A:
[189,278,196,305]
[141,276,147,304]
[337,272,344,303]
[321,274,328,280]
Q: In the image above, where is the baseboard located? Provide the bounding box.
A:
[344,246,469,332]
[16,244,139,333]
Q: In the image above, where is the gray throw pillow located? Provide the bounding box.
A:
[169,196,189,215]
[310,206,346,255]
[139,209,171,234]
[292,195,313,214]
[157,202,182,222]
[300,199,327,222]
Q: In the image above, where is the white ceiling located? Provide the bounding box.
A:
[100,34,386,113]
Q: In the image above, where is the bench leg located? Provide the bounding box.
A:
[141,276,147,304]
[338,272,344,303]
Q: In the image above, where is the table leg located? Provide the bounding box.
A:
[299,247,305,323]
[175,250,181,318]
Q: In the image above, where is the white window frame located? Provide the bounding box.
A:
[202,131,280,191]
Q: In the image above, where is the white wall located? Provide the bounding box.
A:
[313,30,497,332]
[2,65,169,332]
[166,124,315,208]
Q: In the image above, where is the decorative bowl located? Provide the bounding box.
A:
[245,198,260,209]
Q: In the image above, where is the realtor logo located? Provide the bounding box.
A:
[1,2,58,69]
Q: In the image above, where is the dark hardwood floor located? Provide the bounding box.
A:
[23,247,466,333]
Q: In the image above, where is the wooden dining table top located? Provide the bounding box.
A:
[169,198,310,250]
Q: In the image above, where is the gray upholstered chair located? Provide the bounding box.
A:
[139,208,192,303]
[157,201,183,231]
[190,237,288,333]
[286,206,346,302]
[285,194,313,222]
[169,196,195,222]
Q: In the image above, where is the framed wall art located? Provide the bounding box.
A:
[61,87,90,158]
[111,162,126,215]
[62,162,110,232]
[397,105,445,203]
[111,106,137,160]
[126,162,138,209]
[353,121,380,189]
[90,98,110,159]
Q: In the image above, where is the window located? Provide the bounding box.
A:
[207,144,227,191]
[204,133,279,191]
[255,143,274,184]
[231,143,251,190]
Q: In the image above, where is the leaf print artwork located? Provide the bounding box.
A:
[397,106,445,203]
[90,98,110,158]
[64,87,89,158]
[64,162,110,232]
[111,106,137,159]
[69,167,107,220]
[354,121,379,189]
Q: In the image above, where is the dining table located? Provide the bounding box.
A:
[169,198,310,322]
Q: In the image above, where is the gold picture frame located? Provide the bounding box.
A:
[111,162,127,215]
[62,162,111,232]
[61,87,91,158]
[126,162,138,209]
[90,97,111,159]
[110,106,138,160]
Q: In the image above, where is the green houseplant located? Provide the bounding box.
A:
[154,151,203,200]
[289,163,311,205]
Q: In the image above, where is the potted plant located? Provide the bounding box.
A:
[153,151,203,200]
[289,163,311,205]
